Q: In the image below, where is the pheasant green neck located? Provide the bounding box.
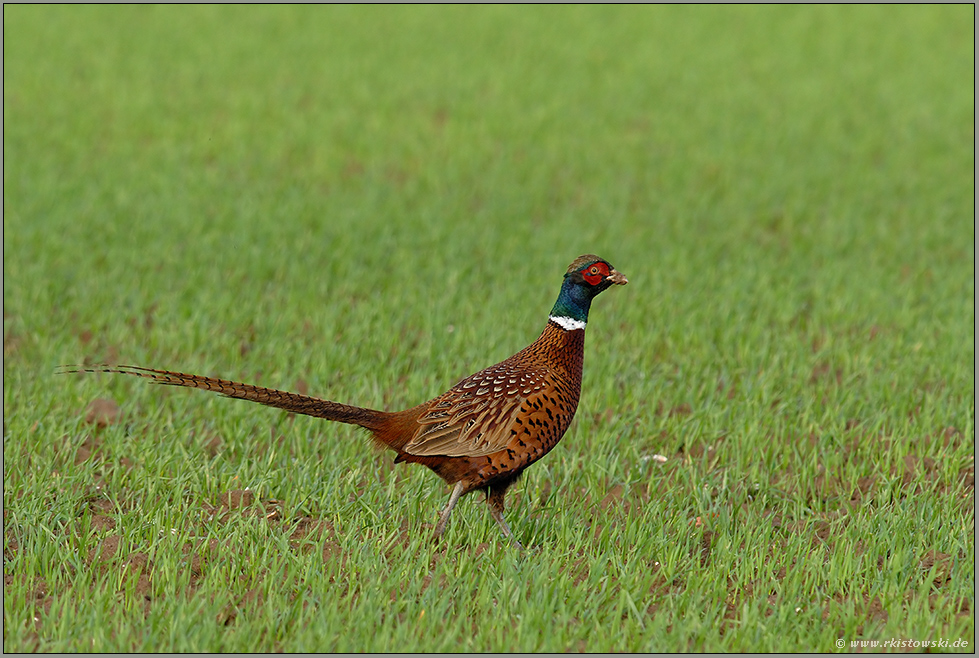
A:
[548,277,593,331]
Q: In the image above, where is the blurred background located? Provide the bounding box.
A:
[5,6,972,365]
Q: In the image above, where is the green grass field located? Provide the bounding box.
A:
[3,5,974,652]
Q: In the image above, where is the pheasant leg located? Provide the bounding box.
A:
[488,485,523,548]
[434,481,465,538]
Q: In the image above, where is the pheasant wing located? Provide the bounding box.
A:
[404,363,548,458]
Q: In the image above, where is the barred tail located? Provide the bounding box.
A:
[58,364,389,431]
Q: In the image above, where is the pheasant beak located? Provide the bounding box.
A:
[606,269,628,286]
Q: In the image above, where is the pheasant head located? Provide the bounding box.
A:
[549,254,627,331]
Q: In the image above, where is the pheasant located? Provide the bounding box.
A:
[64,254,627,541]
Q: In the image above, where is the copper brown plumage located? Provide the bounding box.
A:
[62,255,627,542]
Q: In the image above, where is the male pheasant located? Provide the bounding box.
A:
[66,254,627,541]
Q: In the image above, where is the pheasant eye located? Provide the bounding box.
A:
[581,262,608,285]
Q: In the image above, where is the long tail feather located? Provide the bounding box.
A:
[58,364,388,431]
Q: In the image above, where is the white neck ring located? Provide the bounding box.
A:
[549,315,587,331]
